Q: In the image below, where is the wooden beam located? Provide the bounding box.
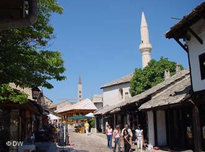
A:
[188,27,203,44]
[189,99,202,152]
[174,38,188,52]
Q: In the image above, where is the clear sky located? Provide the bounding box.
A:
[44,0,203,104]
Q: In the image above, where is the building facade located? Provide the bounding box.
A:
[166,2,205,151]
[101,74,133,107]
[92,94,103,109]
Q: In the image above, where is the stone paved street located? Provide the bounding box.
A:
[36,130,193,152]
[67,129,112,152]
[36,129,113,152]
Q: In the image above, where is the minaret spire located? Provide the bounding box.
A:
[78,76,82,101]
[139,11,152,68]
[79,76,82,84]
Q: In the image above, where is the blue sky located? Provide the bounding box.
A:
[44,0,203,104]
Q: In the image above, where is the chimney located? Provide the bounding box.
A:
[176,64,181,73]
[164,69,170,80]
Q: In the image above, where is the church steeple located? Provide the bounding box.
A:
[139,12,152,68]
[78,76,82,102]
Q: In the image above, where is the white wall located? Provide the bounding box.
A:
[186,19,205,92]
[156,110,167,146]
[102,82,131,106]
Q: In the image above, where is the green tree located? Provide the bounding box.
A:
[0,0,66,103]
[130,57,183,96]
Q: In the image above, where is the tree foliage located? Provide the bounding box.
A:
[0,0,65,103]
[130,57,183,96]
[0,84,28,104]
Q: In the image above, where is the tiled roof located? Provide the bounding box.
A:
[56,98,97,113]
[101,73,133,89]
[166,2,205,39]
[94,104,117,115]
[139,74,191,110]
[95,69,190,115]
[128,69,190,105]
[92,94,103,103]
[49,101,73,109]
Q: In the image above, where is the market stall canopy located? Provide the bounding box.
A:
[85,112,94,117]
[68,115,90,121]
[56,98,97,113]
[48,113,61,120]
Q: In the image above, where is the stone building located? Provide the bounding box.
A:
[101,74,133,107]
[166,2,205,151]
[92,94,103,109]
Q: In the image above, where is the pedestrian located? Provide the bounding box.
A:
[105,121,109,131]
[135,124,143,151]
[106,124,113,149]
[123,129,132,152]
[113,125,121,152]
[84,120,90,135]
[122,124,133,138]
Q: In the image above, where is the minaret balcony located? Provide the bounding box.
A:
[139,43,152,52]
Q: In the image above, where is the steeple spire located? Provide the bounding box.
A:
[139,11,152,68]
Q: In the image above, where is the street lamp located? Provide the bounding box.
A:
[32,87,41,100]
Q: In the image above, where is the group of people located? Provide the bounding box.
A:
[106,123,143,152]
[74,120,90,135]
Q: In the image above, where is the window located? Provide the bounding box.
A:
[125,92,129,99]
[199,52,205,80]
[119,88,123,99]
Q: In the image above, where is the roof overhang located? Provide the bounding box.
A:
[58,109,96,114]
[100,81,130,89]
[165,2,205,40]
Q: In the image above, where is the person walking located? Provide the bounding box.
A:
[123,129,132,152]
[122,124,133,139]
[106,124,113,149]
[113,125,121,152]
[135,124,143,151]
[84,121,90,135]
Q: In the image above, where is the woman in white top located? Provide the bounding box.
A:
[113,125,121,152]
[135,124,143,151]
[106,124,113,149]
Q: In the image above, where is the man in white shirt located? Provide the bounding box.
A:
[121,124,133,138]
[135,124,143,151]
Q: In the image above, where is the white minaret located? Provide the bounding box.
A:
[78,76,82,102]
[139,12,152,68]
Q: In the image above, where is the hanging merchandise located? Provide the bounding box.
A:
[203,126,205,139]
[186,126,193,139]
